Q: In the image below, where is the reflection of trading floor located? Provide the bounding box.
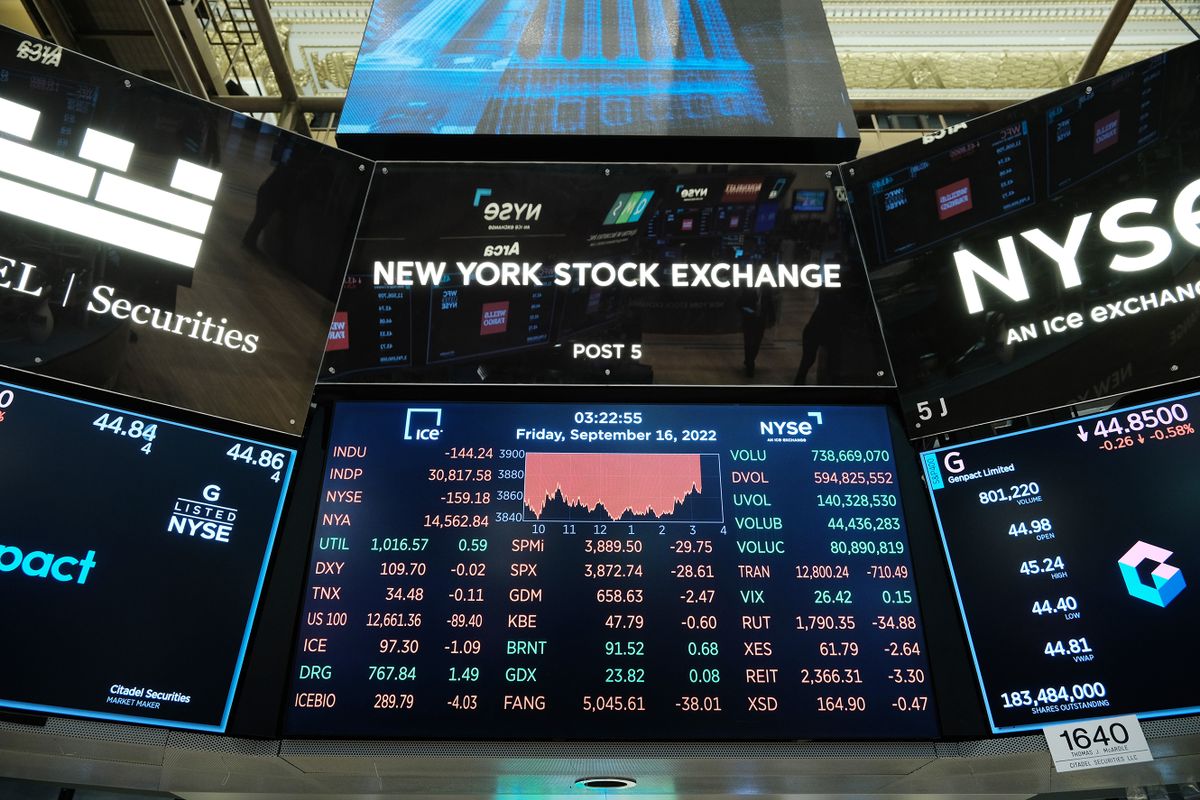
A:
[643,292,816,385]
[114,136,329,431]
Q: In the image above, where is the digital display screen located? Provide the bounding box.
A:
[1045,54,1167,195]
[921,387,1200,732]
[843,42,1200,436]
[323,162,891,388]
[793,190,828,213]
[323,273,414,378]
[0,377,295,731]
[863,122,1036,263]
[338,0,855,143]
[285,402,937,739]
[0,28,368,433]
[426,266,556,364]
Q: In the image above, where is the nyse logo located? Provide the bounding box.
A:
[953,178,1200,313]
[0,95,222,268]
[404,407,443,441]
[677,185,708,202]
[168,484,237,543]
[759,412,824,442]
[474,187,541,223]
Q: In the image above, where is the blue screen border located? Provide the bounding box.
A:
[921,387,1200,733]
[0,379,297,733]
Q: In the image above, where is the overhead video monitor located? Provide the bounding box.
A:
[843,43,1200,437]
[0,376,295,731]
[322,162,892,388]
[0,27,369,433]
[921,386,1200,732]
[285,401,937,740]
[336,0,857,160]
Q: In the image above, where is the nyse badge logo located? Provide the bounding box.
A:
[1119,540,1186,607]
[326,311,350,352]
[480,301,509,336]
[168,484,237,543]
[759,412,823,443]
[0,95,222,268]
[404,407,443,441]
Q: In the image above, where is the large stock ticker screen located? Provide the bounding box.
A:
[0,378,295,731]
[286,402,937,739]
[922,389,1200,732]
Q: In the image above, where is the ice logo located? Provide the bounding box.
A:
[1119,541,1186,607]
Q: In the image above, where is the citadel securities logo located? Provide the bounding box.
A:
[168,484,237,543]
[1119,541,1186,607]
[0,95,222,268]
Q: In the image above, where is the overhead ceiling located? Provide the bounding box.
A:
[10,0,1200,140]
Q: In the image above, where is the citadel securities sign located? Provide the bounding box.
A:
[0,27,369,433]
[842,41,1200,436]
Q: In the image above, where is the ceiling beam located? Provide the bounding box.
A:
[20,0,74,48]
[1077,0,1139,81]
[245,0,311,136]
[137,0,207,98]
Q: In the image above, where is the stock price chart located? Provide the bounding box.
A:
[922,389,1200,732]
[286,402,937,739]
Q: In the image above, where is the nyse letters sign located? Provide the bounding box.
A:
[0,27,369,433]
[844,42,1200,436]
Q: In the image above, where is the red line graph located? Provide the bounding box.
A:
[523,453,706,521]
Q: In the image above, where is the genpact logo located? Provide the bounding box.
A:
[0,95,222,269]
[1119,540,1186,607]
[0,543,96,584]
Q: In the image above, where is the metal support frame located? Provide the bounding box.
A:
[1076,0,1139,82]
[169,2,228,97]
[20,0,75,48]
[245,0,311,136]
[138,0,209,98]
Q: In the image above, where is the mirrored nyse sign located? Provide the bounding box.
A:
[321,162,892,388]
[844,42,1200,436]
[338,0,854,143]
[0,28,370,433]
